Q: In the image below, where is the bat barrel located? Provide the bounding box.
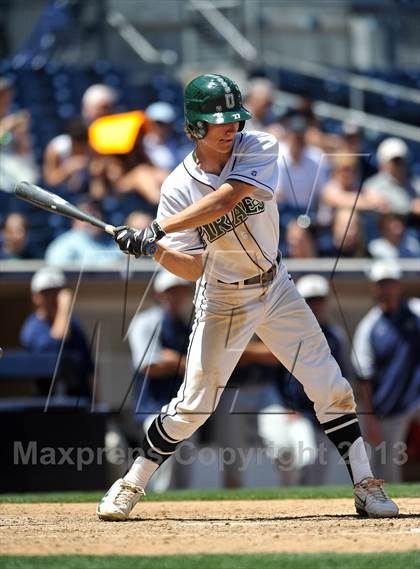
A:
[14,181,116,235]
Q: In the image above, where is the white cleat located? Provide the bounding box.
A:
[97,478,145,521]
[354,477,399,518]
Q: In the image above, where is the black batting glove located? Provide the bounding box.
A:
[114,220,166,257]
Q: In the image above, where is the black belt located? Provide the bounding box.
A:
[218,253,281,287]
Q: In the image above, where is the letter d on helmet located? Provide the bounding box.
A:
[184,74,252,139]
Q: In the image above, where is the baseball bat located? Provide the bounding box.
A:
[14,181,116,235]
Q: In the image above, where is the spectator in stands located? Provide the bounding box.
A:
[243,78,276,131]
[20,266,93,398]
[363,138,420,218]
[0,212,40,259]
[278,274,352,484]
[329,208,367,258]
[297,98,332,153]
[297,275,352,378]
[87,112,166,207]
[43,118,90,192]
[352,260,420,482]
[42,84,117,191]
[125,211,154,231]
[45,198,122,266]
[111,134,167,207]
[128,269,194,491]
[338,123,377,182]
[277,115,329,227]
[368,213,420,259]
[321,155,388,217]
[0,78,39,192]
[285,221,316,258]
[144,102,190,171]
[81,84,117,124]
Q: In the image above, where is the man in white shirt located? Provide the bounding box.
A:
[97,74,398,521]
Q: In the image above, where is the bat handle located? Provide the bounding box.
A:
[104,224,117,236]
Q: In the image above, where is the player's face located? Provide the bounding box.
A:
[32,289,59,318]
[203,122,240,153]
[373,279,402,307]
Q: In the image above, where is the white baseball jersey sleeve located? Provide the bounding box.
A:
[157,130,280,283]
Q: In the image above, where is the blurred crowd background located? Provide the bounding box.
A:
[1,0,419,263]
[0,0,419,491]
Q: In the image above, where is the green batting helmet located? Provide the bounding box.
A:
[184,74,252,139]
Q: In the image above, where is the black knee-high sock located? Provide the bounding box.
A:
[321,413,362,483]
[127,415,182,472]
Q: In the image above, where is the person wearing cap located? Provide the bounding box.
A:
[277,274,352,484]
[143,102,192,172]
[128,269,194,491]
[352,260,420,482]
[20,266,93,398]
[276,113,330,231]
[362,137,420,218]
[43,84,117,192]
[45,197,122,266]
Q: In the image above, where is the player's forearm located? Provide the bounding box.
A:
[50,289,73,339]
[154,244,204,281]
[360,380,375,414]
[50,310,70,339]
[147,352,186,378]
[159,181,253,234]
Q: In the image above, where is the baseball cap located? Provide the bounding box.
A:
[296,275,330,299]
[342,122,361,137]
[146,102,176,124]
[153,270,189,294]
[377,138,408,164]
[31,267,66,293]
[285,114,308,134]
[367,260,402,283]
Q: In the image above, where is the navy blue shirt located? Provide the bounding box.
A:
[130,307,190,417]
[353,299,420,417]
[20,313,93,397]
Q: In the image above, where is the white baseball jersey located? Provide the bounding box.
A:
[156,130,280,283]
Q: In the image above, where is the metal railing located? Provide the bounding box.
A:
[188,1,419,106]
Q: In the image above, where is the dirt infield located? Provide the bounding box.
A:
[1,499,419,556]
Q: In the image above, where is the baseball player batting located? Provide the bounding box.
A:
[97,74,398,520]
